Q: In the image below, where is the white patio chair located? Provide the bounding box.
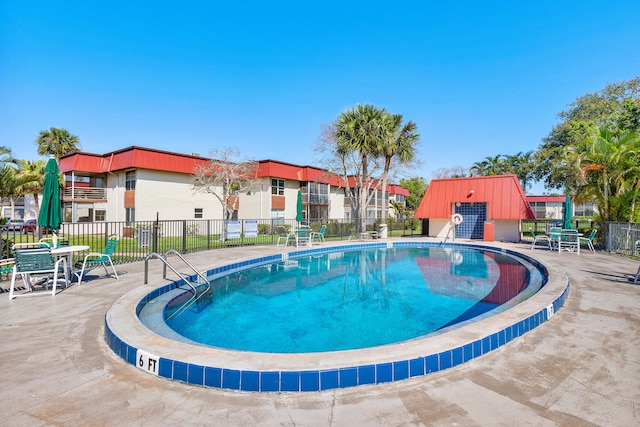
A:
[558,229,580,253]
[529,228,552,250]
[9,247,68,299]
[275,226,294,247]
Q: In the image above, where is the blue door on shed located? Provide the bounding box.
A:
[455,203,487,239]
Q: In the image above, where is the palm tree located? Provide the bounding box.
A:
[470,155,505,176]
[612,130,640,223]
[504,151,536,192]
[377,113,419,223]
[0,166,28,219]
[35,127,80,160]
[0,146,18,216]
[564,127,629,221]
[334,104,387,233]
[16,159,46,214]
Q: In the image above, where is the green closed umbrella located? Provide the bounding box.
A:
[563,195,573,229]
[38,156,63,233]
[296,190,304,223]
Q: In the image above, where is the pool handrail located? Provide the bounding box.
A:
[144,251,212,320]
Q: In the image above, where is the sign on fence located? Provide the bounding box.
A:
[226,220,241,239]
[244,220,258,238]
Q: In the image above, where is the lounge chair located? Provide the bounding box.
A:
[529,228,551,250]
[9,247,68,299]
[310,224,327,243]
[579,229,597,253]
[76,235,119,283]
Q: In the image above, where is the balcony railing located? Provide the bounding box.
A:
[63,187,107,200]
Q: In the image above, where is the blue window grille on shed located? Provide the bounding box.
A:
[455,203,487,239]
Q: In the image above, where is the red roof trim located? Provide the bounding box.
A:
[59,146,407,192]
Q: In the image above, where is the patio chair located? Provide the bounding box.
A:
[558,229,580,253]
[76,235,119,283]
[310,224,327,243]
[9,247,68,299]
[275,226,294,247]
[295,225,312,247]
[579,229,597,253]
[529,228,551,250]
[634,265,639,284]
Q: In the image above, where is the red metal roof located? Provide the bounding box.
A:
[414,175,535,220]
[59,146,211,175]
[388,184,409,196]
[59,146,408,192]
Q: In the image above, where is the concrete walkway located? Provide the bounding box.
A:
[0,241,639,426]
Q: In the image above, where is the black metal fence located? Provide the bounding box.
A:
[0,218,423,263]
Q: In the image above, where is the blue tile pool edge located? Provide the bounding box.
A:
[106,241,569,393]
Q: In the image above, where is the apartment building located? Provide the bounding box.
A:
[58,146,409,224]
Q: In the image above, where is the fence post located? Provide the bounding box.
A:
[182,220,187,253]
[207,220,211,250]
[152,220,159,254]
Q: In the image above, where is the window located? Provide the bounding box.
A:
[95,210,106,221]
[301,181,329,222]
[194,208,203,219]
[271,179,284,195]
[125,208,135,223]
[125,171,136,190]
[271,209,284,224]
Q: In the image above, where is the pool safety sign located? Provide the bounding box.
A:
[137,349,159,376]
[226,220,241,239]
[244,220,258,238]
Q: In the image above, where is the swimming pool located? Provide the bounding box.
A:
[160,247,544,353]
[105,241,569,392]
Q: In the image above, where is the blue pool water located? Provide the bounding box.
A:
[163,247,544,353]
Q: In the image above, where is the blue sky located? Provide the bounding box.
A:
[1,1,639,194]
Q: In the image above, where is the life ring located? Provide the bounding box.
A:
[451,213,464,225]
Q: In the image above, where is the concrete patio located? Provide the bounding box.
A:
[1,240,638,426]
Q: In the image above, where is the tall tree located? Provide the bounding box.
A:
[563,127,637,221]
[35,127,81,160]
[0,146,18,217]
[399,177,428,213]
[536,77,640,190]
[193,148,258,240]
[0,166,28,219]
[333,104,387,233]
[16,159,46,214]
[377,113,420,222]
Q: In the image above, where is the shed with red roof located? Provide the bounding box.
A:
[415,175,535,242]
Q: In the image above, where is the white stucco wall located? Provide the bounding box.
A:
[329,187,345,220]
[428,218,522,242]
[135,169,223,221]
[492,220,522,243]
[238,179,270,219]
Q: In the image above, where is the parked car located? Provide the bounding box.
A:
[22,219,39,234]
[4,219,25,231]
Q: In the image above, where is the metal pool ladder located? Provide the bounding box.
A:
[440,226,455,247]
[144,249,211,320]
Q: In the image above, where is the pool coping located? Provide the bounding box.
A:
[105,241,569,392]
